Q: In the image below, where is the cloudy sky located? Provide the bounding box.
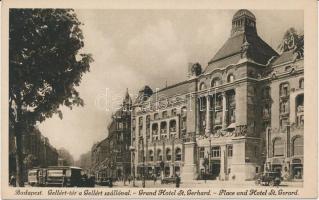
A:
[38,9,303,160]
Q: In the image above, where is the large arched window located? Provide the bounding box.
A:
[157,149,162,161]
[166,148,172,161]
[175,148,182,161]
[293,137,303,156]
[211,77,221,87]
[273,138,284,157]
[199,82,207,90]
[227,74,235,83]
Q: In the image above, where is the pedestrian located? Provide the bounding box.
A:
[123,175,127,186]
[62,174,67,187]
[10,175,16,187]
[153,175,157,185]
[128,175,131,184]
[175,174,181,188]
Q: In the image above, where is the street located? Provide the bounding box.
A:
[95,180,303,188]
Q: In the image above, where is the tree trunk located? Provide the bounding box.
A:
[15,131,24,187]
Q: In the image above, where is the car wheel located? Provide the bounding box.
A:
[269,180,275,187]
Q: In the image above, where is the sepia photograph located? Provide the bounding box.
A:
[1,0,318,199]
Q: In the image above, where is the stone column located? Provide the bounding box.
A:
[206,95,211,134]
[219,145,226,180]
[196,98,201,135]
[222,92,227,129]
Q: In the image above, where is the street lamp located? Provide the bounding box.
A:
[129,145,136,187]
[139,136,146,188]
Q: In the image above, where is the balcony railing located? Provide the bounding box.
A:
[297,105,304,113]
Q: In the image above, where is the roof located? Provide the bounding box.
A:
[205,32,278,73]
[233,9,256,20]
[270,50,296,66]
[147,80,195,102]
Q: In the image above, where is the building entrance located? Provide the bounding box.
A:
[210,160,221,179]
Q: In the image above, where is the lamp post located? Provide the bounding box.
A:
[129,146,136,187]
[139,136,146,188]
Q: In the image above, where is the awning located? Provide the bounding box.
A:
[225,123,236,131]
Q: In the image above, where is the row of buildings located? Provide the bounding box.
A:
[9,127,59,182]
[91,90,132,180]
[92,9,304,182]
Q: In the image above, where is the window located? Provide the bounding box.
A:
[169,120,176,132]
[146,115,150,125]
[199,147,205,158]
[181,106,187,117]
[227,74,235,83]
[211,78,221,87]
[296,94,304,113]
[171,108,177,116]
[152,123,158,135]
[280,101,289,114]
[160,121,167,134]
[299,78,304,89]
[293,137,303,156]
[154,113,159,120]
[162,111,168,118]
[200,82,206,90]
[280,118,288,128]
[227,145,233,157]
[280,82,290,97]
[175,148,182,161]
[273,138,284,157]
[166,148,172,161]
[211,146,221,157]
[139,117,143,127]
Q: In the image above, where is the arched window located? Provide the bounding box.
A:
[273,138,284,157]
[160,121,167,134]
[299,78,304,89]
[166,148,172,161]
[199,82,206,90]
[169,120,176,132]
[157,149,162,161]
[211,77,221,87]
[171,108,177,116]
[152,123,158,135]
[293,137,303,156]
[227,74,235,83]
[149,150,154,161]
[175,148,182,161]
[162,111,168,118]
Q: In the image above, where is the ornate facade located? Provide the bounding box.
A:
[130,9,304,181]
[91,90,132,179]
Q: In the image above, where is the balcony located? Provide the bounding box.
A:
[297,105,304,113]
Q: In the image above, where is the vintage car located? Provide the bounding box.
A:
[28,169,39,186]
[161,177,176,184]
[46,166,82,187]
[255,171,282,186]
[96,177,113,187]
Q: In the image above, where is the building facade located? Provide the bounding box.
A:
[91,90,132,179]
[130,9,304,181]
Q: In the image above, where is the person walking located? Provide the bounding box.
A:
[153,175,157,185]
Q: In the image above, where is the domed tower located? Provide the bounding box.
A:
[231,9,257,37]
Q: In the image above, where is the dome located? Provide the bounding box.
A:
[232,9,256,21]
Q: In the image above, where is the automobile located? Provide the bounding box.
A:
[46,166,82,187]
[162,177,176,184]
[28,169,39,186]
[96,177,113,187]
[255,171,282,186]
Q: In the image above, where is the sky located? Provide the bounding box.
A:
[38,9,303,160]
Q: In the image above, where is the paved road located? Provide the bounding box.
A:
[96,180,303,188]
